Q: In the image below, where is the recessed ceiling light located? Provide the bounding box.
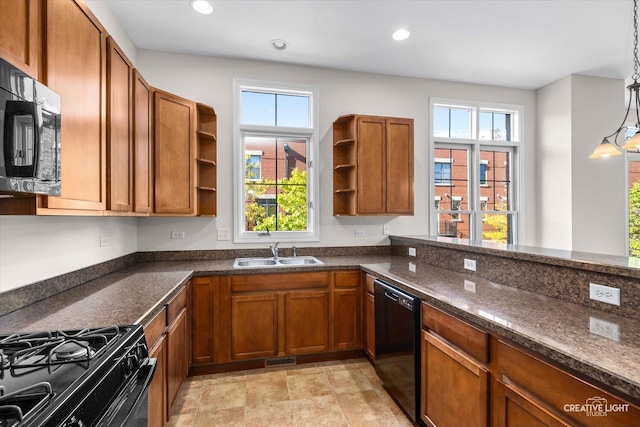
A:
[190,0,213,15]
[392,29,410,41]
[271,39,288,50]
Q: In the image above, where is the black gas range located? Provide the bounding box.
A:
[0,325,156,427]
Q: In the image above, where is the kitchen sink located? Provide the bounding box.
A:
[233,256,323,268]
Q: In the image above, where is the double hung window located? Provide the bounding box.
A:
[233,80,319,242]
[431,99,522,243]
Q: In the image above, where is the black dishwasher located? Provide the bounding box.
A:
[374,279,421,424]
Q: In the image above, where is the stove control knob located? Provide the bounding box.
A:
[122,353,139,375]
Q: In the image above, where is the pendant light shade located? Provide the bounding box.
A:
[591,0,640,159]
[589,138,624,159]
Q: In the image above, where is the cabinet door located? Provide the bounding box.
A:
[148,335,167,427]
[231,293,277,360]
[106,37,133,212]
[364,290,375,360]
[386,118,414,214]
[153,90,195,214]
[421,330,488,427]
[357,116,386,214]
[285,290,329,354]
[494,380,572,427]
[191,276,216,365]
[334,287,361,350]
[43,0,107,211]
[133,70,152,213]
[0,0,39,77]
[166,307,188,412]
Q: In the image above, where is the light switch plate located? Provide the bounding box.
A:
[408,262,416,272]
[217,228,230,241]
[171,231,185,239]
[408,247,416,257]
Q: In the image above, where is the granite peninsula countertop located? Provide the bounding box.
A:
[1,254,639,402]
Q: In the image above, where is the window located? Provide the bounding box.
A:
[431,100,522,244]
[234,80,319,242]
[628,151,640,257]
[434,160,452,185]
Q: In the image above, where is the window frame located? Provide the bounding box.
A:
[429,98,523,244]
[233,79,320,243]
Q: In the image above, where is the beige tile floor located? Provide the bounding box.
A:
[167,358,415,427]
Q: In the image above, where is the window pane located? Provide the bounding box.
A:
[241,91,275,126]
[479,110,512,141]
[433,106,471,138]
[479,150,511,210]
[482,212,513,243]
[629,159,640,256]
[436,212,471,239]
[244,136,308,232]
[276,94,310,128]
[434,148,469,210]
[241,91,311,128]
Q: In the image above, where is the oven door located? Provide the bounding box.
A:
[99,357,157,427]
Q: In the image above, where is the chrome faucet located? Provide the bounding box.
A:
[292,246,297,258]
[270,242,280,259]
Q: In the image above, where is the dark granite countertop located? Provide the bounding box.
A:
[1,253,638,402]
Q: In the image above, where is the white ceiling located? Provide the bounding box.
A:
[103,0,633,90]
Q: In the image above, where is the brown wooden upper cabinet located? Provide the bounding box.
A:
[106,37,133,212]
[333,114,414,216]
[152,89,196,215]
[132,70,152,214]
[0,0,40,78]
[41,0,107,212]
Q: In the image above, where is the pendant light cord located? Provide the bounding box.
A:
[634,0,639,81]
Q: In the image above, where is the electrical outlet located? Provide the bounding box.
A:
[383,224,390,235]
[171,231,185,239]
[100,236,110,247]
[589,316,620,341]
[408,247,416,257]
[589,283,620,306]
[464,280,477,293]
[355,230,366,237]
[408,262,416,272]
[464,258,477,271]
[217,228,230,241]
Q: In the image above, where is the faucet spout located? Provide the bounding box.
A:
[270,242,280,259]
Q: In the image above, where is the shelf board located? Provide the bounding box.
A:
[196,158,217,166]
[334,164,356,170]
[334,138,355,147]
[197,130,217,141]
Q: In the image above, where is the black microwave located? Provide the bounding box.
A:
[0,58,61,196]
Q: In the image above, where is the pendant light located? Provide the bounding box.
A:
[590,0,640,159]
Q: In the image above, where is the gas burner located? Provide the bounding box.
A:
[51,341,92,362]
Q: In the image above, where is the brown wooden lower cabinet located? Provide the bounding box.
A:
[421,330,489,427]
[364,274,375,360]
[285,290,329,354]
[191,276,217,365]
[166,307,188,412]
[333,271,362,351]
[495,340,640,427]
[231,293,278,360]
[147,335,167,427]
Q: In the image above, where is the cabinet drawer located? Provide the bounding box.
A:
[422,303,488,363]
[334,271,360,288]
[498,340,640,427]
[144,307,167,348]
[167,285,187,325]
[231,272,329,292]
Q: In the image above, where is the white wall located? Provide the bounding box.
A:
[536,74,626,256]
[135,50,538,252]
[536,76,573,250]
[0,216,137,292]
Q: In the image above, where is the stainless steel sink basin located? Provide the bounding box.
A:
[233,256,323,268]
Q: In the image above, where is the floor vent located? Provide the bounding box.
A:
[265,356,296,368]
